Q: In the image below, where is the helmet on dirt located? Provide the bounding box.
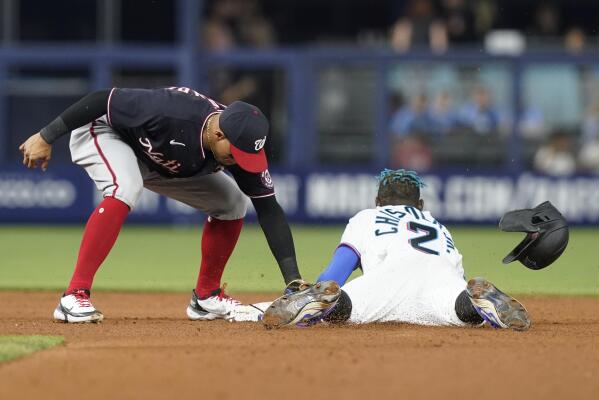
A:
[499,201,569,270]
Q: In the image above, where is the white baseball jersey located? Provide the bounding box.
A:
[339,205,467,326]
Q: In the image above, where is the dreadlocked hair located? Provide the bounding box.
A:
[376,168,426,207]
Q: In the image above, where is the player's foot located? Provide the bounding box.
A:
[53,289,104,323]
[186,284,240,320]
[283,279,311,295]
[467,278,531,331]
[227,302,272,322]
[262,281,341,329]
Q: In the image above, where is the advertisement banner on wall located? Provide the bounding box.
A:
[2,166,599,225]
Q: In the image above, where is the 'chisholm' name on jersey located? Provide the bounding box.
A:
[338,204,462,275]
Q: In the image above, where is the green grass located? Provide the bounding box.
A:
[0,336,64,363]
[0,225,597,295]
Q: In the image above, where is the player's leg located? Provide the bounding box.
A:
[465,277,531,331]
[336,268,397,324]
[454,290,484,325]
[262,268,394,327]
[322,289,353,323]
[336,261,470,326]
[258,269,394,327]
[143,170,247,319]
[261,281,342,329]
[228,285,351,324]
[54,117,143,323]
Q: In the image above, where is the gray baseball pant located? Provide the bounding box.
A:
[69,116,248,220]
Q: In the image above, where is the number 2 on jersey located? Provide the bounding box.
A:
[407,222,439,255]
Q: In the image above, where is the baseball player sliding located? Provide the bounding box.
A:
[241,169,530,331]
[19,86,306,323]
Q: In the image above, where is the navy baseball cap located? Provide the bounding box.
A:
[219,101,269,173]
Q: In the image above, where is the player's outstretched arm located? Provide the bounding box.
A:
[39,89,112,144]
[316,245,360,286]
[251,195,302,285]
[18,89,111,171]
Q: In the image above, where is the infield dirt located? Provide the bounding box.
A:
[0,291,597,400]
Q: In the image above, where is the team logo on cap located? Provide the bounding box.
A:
[255,137,266,151]
[261,170,274,189]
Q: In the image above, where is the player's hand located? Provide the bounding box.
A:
[19,132,52,171]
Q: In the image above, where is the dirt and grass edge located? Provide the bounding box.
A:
[0,335,64,363]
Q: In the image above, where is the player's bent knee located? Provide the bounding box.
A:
[213,191,248,220]
[323,289,352,323]
[106,177,143,210]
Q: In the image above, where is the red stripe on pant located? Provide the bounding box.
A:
[89,121,119,198]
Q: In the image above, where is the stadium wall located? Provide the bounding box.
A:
[2,166,598,225]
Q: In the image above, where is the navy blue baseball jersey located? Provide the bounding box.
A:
[106,86,274,198]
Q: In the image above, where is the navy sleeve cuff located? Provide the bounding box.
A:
[39,117,68,144]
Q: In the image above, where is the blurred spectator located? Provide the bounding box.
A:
[391,135,433,171]
[242,1,277,48]
[472,0,497,38]
[202,0,276,49]
[532,3,561,38]
[430,90,457,134]
[441,0,475,44]
[202,0,238,50]
[579,101,599,173]
[203,18,235,52]
[388,91,438,170]
[195,0,599,49]
[202,0,281,160]
[519,104,546,140]
[388,90,406,117]
[564,27,585,53]
[581,101,599,144]
[202,0,276,105]
[533,131,576,176]
[390,0,448,53]
[457,86,501,134]
[578,140,599,173]
[389,93,436,137]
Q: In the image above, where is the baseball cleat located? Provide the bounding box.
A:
[227,302,272,322]
[53,289,104,323]
[467,278,531,331]
[283,279,311,295]
[262,280,341,329]
[187,285,240,321]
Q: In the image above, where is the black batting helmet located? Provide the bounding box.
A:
[499,201,569,270]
